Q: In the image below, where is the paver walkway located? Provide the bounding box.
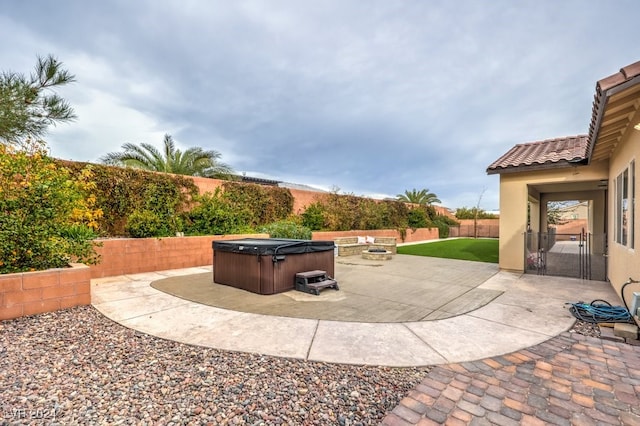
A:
[382,332,640,425]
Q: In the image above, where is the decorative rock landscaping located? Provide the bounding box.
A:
[0,306,427,424]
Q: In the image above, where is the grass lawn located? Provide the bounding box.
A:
[398,238,499,263]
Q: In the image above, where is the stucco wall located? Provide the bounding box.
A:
[552,219,588,236]
[497,161,609,272]
[607,128,640,300]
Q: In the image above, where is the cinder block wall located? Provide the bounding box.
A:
[0,264,91,321]
[89,234,268,279]
[313,228,438,243]
[450,219,500,238]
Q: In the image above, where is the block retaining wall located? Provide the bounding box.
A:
[313,228,439,243]
[0,263,91,321]
[90,233,269,279]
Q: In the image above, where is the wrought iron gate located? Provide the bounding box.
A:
[524,229,606,281]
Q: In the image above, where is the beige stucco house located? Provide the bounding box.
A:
[488,60,640,300]
[556,201,589,221]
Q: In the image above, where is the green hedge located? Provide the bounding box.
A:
[1,147,101,273]
[61,161,198,237]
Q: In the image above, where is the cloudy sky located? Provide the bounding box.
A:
[1,1,638,211]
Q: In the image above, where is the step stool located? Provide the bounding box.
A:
[295,270,339,295]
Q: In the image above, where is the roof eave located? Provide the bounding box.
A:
[487,159,585,175]
[586,73,640,162]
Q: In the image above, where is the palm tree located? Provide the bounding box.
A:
[396,188,441,205]
[100,134,233,178]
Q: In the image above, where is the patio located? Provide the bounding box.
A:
[91,254,619,367]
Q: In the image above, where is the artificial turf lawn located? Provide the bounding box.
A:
[397,238,499,263]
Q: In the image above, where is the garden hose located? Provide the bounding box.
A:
[566,278,639,324]
[567,300,632,324]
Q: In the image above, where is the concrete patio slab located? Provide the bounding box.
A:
[308,321,448,366]
[405,314,552,363]
[91,254,624,367]
[93,291,190,322]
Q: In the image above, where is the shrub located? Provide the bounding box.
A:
[258,220,312,240]
[434,220,450,239]
[183,190,254,235]
[407,209,428,228]
[301,203,325,230]
[126,210,165,238]
[61,161,198,236]
[304,194,411,232]
[0,144,102,273]
[432,214,458,239]
[222,182,293,227]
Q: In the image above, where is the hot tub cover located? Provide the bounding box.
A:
[213,238,335,255]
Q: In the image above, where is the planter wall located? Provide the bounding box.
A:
[312,227,439,243]
[90,233,269,279]
[0,263,91,321]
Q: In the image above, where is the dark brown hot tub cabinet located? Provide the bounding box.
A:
[212,238,336,295]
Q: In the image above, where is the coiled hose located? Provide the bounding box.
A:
[567,300,632,324]
[567,277,639,324]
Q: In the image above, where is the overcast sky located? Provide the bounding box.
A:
[1,1,638,211]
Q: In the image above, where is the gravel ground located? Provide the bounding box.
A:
[0,306,603,425]
[0,306,428,425]
[568,319,601,338]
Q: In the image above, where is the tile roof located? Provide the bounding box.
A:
[486,135,588,175]
[487,59,640,175]
[586,60,640,159]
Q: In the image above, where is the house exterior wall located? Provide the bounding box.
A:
[541,191,606,255]
[558,203,589,220]
[607,128,640,298]
[497,161,609,272]
[498,174,530,272]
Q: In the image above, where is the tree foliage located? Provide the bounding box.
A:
[0,144,101,273]
[547,201,572,226]
[183,189,254,236]
[300,194,411,232]
[221,181,293,227]
[100,134,234,178]
[258,220,312,240]
[396,188,441,205]
[61,161,199,236]
[0,55,76,147]
[182,183,294,236]
[455,207,498,220]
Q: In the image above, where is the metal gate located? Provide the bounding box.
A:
[524,229,606,281]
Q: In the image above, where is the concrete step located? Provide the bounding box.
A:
[613,322,639,340]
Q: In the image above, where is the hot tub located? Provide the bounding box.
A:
[212,238,336,295]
